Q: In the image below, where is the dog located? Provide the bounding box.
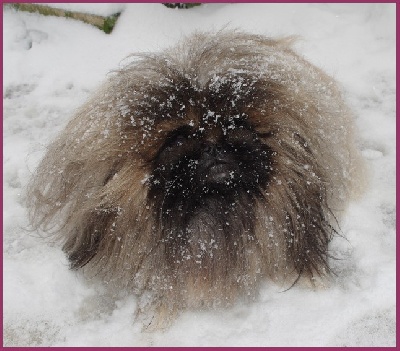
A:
[27,30,363,327]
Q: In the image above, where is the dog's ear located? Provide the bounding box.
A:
[285,186,333,278]
[63,208,117,269]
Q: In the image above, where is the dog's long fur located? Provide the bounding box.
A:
[27,30,362,324]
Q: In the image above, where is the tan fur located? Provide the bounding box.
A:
[27,30,363,328]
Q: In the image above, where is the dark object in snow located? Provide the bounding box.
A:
[27,30,364,329]
[163,3,201,9]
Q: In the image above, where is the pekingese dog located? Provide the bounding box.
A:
[27,30,363,327]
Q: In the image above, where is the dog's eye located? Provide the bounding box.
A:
[172,134,186,147]
[164,126,192,149]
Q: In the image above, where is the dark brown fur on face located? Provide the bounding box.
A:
[27,30,362,326]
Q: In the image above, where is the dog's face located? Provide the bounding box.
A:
[136,71,275,197]
[127,73,280,276]
[150,116,272,206]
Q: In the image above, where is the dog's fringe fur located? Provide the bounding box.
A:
[27,30,363,327]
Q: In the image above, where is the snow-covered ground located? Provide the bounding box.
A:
[3,3,396,347]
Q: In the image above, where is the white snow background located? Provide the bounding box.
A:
[3,3,396,347]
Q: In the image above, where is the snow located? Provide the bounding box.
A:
[3,3,396,347]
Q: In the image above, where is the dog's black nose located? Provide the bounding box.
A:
[203,143,225,158]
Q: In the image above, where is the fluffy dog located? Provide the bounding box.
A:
[27,30,362,326]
